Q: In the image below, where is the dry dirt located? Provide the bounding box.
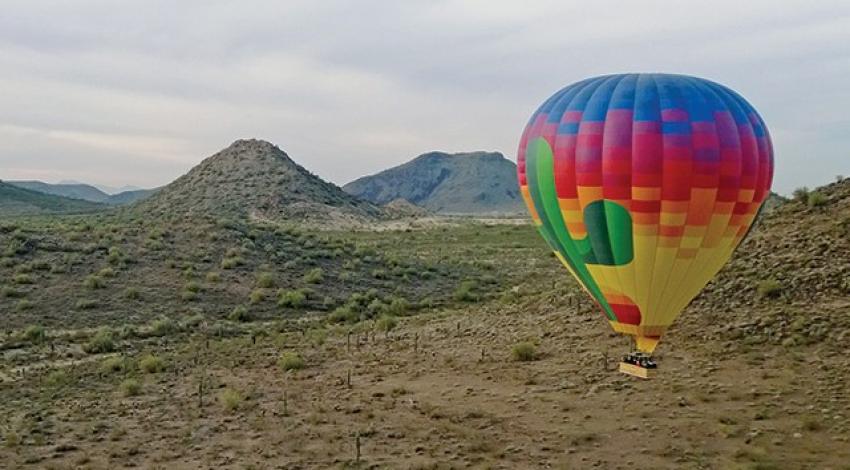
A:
[2,299,848,469]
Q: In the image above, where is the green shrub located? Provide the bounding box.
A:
[206,271,221,283]
[220,388,243,412]
[150,318,177,337]
[83,329,116,354]
[221,257,244,269]
[303,268,324,284]
[99,267,116,278]
[757,279,782,299]
[278,289,306,308]
[45,370,70,387]
[453,280,480,302]
[101,356,133,374]
[807,191,827,208]
[278,352,305,371]
[124,287,141,300]
[184,281,202,293]
[107,247,123,265]
[13,274,33,285]
[328,305,358,324]
[139,354,166,374]
[257,272,275,288]
[120,379,142,397]
[386,297,409,316]
[249,289,266,305]
[228,305,252,322]
[375,315,398,333]
[792,186,809,203]
[23,325,46,343]
[511,342,537,362]
[83,275,105,289]
[0,286,23,298]
[15,299,33,312]
[75,299,99,310]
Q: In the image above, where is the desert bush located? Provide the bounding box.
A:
[453,280,480,302]
[303,268,324,284]
[120,379,142,397]
[15,299,33,312]
[220,388,243,412]
[13,273,33,285]
[386,296,409,316]
[181,290,199,302]
[99,267,116,278]
[45,370,70,387]
[150,318,177,337]
[257,272,275,288]
[206,271,221,282]
[84,329,116,354]
[278,289,306,308]
[124,287,141,300]
[221,257,244,269]
[511,342,537,362]
[375,314,398,333]
[0,286,23,298]
[792,186,809,203]
[249,289,266,305]
[757,279,782,299]
[278,352,305,371]
[83,275,105,289]
[328,305,358,324]
[107,247,123,265]
[101,356,133,374]
[228,305,252,322]
[807,191,827,208]
[23,325,46,343]
[371,268,388,279]
[75,299,99,310]
[184,281,202,293]
[139,354,166,373]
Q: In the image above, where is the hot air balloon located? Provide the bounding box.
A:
[517,73,773,377]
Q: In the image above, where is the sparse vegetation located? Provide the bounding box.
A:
[83,329,116,354]
[278,352,305,371]
[278,289,307,308]
[139,354,166,374]
[511,342,537,362]
[120,379,142,397]
[757,279,782,299]
[303,268,324,284]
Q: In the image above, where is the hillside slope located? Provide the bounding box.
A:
[8,181,110,203]
[0,181,105,216]
[134,139,383,224]
[343,151,524,214]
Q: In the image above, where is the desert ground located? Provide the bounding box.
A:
[1,213,848,470]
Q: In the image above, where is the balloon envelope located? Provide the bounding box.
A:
[517,73,774,353]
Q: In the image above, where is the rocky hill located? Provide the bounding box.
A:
[343,151,524,214]
[0,181,105,216]
[134,139,383,225]
[8,181,157,205]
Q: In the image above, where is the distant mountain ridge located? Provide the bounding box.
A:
[343,151,524,214]
[7,180,156,205]
[133,139,384,225]
[0,181,105,216]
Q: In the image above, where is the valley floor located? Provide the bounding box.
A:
[2,299,848,469]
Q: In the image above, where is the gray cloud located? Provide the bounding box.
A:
[1,0,848,194]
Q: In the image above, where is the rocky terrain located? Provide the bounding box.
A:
[344,151,524,215]
[1,166,849,468]
[134,139,384,226]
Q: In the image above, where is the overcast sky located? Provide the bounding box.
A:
[1,1,848,194]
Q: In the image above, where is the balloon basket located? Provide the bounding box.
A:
[619,362,655,379]
[619,352,657,379]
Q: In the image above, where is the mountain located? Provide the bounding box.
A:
[7,180,157,205]
[0,181,106,216]
[106,188,159,205]
[134,139,383,224]
[343,151,524,215]
[8,180,110,203]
